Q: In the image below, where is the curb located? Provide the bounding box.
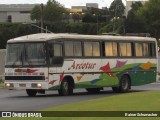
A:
[151,82,160,84]
[0,87,4,89]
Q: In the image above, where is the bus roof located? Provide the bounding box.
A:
[7,33,156,43]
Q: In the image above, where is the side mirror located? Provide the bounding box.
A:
[51,56,64,67]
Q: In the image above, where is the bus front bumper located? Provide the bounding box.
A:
[4,81,48,90]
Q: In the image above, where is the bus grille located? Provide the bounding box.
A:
[5,76,45,80]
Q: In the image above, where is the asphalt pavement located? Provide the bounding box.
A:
[0,88,115,111]
[0,82,160,111]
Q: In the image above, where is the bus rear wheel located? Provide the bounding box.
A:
[112,75,130,93]
[58,79,73,96]
[26,89,37,97]
[86,88,101,93]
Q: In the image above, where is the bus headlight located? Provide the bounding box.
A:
[37,83,42,88]
[5,83,13,87]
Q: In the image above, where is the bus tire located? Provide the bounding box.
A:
[26,89,37,97]
[58,79,73,96]
[112,75,130,93]
[86,88,101,93]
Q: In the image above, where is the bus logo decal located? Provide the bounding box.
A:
[68,61,96,70]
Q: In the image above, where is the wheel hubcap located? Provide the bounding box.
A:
[63,81,68,92]
[122,78,128,90]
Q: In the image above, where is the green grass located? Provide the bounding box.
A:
[1,91,160,120]
[43,91,160,111]
[0,82,4,87]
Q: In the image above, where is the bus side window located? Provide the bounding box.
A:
[119,42,132,57]
[49,43,63,66]
[64,41,82,57]
[54,44,62,56]
[150,43,156,57]
[135,43,143,57]
[49,44,62,57]
[64,41,74,56]
[105,42,118,57]
[143,43,149,57]
[84,42,100,57]
[74,41,82,57]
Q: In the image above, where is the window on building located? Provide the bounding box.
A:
[105,42,118,56]
[7,15,12,22]
[119,43,132,56]
[20,11,31,14]
[84,42,100,56]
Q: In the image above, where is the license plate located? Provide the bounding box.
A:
[19,84,26,87]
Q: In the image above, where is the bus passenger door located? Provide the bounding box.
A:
[48,42,63,89]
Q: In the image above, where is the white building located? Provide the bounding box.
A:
[0,4,36,23]
[86,3,99,9]
[72,3,99,10]
[71,6,87,10]
[125,0,148,16]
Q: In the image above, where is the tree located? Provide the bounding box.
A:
[82,7,110,23]
[109,0,125,19]
[30,0,66,24]
[109,0,125,33]
[43,0,66,23]
[136,0,160,39]
[125,2,146,33]
[30,5,41,22]
[72,13,81,23]
[98,24,113,34]
[82,13,95,23]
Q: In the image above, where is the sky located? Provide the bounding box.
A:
[0,0,127,8]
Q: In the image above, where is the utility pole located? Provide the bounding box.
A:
[113,4,118,33]
[40,3,44,33]
[122,16,126,34]
[93,14,99,35]
[97,14,99,35]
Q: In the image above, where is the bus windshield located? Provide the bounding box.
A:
[6,42,46,67]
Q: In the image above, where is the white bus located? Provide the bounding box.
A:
[5,33,157,96]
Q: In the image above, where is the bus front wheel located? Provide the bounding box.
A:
[26,89,37,97]
[112,75,130,93]
[58,79,73,96]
